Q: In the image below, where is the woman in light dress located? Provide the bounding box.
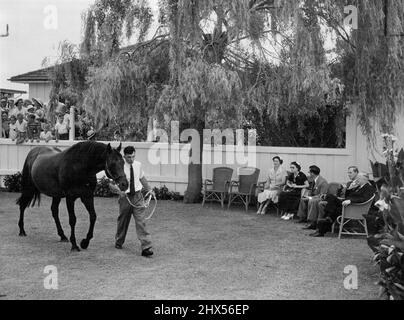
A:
[257,156,287,215]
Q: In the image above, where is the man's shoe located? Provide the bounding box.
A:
[142,248,154,257]
[302,224,317,230]
[309,231,324,237]
[115,244,123,249]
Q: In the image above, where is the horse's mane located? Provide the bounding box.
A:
[62,141,107,169]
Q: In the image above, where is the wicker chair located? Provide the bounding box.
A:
[202,167,234,208]
[332,195,376,239]
[228,167,260,211]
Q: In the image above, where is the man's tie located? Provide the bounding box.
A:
[129,165,135,195]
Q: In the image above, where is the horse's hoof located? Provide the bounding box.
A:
[60,237,69,243]
[19,232,27,237]
[80,239,89,250]
[71,246,81,252]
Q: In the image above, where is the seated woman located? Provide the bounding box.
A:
[278,161,309,221]
[257,156,287,215]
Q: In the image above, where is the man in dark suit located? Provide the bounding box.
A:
[302,166,360,230]
[310,173,376,237]
[297,165,328,224]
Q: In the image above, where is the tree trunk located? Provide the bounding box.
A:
[183,116,204,204]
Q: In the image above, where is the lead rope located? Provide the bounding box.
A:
[125,190,158,220]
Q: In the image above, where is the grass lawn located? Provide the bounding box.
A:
[0,191,380,300]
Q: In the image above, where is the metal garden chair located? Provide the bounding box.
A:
[202,167,234,208]
[227,167,260,211]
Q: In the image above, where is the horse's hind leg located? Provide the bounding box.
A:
[18,205,27,237]
[51,197,68,242]
[79,196,97,250]
[66,196,80,252]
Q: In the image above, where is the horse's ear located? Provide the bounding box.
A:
[107,143,112,153]
[117,142,122,153]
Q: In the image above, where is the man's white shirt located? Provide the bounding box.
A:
[124,160,145,193]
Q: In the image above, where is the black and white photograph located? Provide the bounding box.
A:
[1,0,404,305]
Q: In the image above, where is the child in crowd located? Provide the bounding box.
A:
[1,111,9,138]
[26,105,36,118]
[8,115,17,141]
[55,114,70,142]
[27,114,41,143]
[16,113,28,144]
[40,123,53,143]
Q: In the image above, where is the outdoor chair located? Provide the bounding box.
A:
[332,195,376,239]
[202,167,234,208]
[327,182,342,196]
[228,167,260,211]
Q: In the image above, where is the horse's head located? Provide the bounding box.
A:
[105,143,128,191]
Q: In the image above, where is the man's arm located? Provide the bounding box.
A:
[140,176,152,192]
[348,184,375,204]
[319,180,329,195]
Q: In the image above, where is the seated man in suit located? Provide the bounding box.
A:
[303,166,360,230]
[296,165,328,224]
[310,172,376,237]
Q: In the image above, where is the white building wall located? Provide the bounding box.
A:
[28,82,52,104]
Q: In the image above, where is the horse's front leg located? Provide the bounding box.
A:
[66,196,80,252]
[80,196,97,250]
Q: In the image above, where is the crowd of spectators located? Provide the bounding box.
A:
[1,96,96,143]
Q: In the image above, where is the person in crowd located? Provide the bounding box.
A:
[1,98,8,112]
[32,98,44,111]
[27,114,41,143]
[8,115,18,141]
[278,161,309,220]
[309,172,375,237]
[40,123,53,142]
[1,111,10,138]
[26,105,36,119]
[7,98,14,110]
[257,156,287,215]
[114,129,122,141]
[9,98,27,118]
[23,99,33,108]
[15,113,28,144]
[73,108,83,140]
[35,108,45,123]
[296,165,328,224]
[55,113,70,142]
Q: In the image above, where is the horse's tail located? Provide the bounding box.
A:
[16,150,41,208]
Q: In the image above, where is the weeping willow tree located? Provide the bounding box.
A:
[74,0,404,202]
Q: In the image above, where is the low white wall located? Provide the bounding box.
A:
[0,138,356,193]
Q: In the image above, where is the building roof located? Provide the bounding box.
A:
[0,88,27,95]
[8,66,53,83]
[8,44,147,85]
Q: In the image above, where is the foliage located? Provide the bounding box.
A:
[45,0,404,199]
[3,172,22,192]
[152,185,183,201]
[94,177,117,197]
[367,134,404,300]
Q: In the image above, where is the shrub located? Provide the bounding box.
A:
[94,177,116,198]
[3,172,22,192]
[152,185,183,201]
[367,134,404,300]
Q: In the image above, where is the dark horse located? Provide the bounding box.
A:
[17,141,128,251]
